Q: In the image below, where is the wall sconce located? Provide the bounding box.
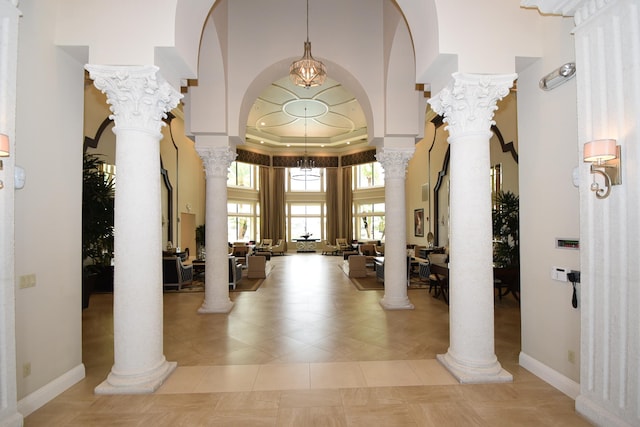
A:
[0,133,9,190]
[583,139,621,199]
[539,62,576,91]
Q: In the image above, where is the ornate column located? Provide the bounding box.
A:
[376,147,415,310]
[86,65,181,393]
[429,72,515,383]
[195,145,236,313]
[0,1,24,425]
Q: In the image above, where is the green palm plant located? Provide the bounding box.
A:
[492,191,519,268]
[82,152,115,268]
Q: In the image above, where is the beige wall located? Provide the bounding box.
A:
[517,16,581,383]
[14,0,85,399]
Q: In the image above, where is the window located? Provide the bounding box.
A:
[228,202,258,242]
[288,203,324,241]
[491,163,502,209]
[287,168,324,192]
[354,162,384,189]
[228,161,256,188]
[354,202,385,242]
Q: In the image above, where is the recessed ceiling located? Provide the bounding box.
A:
[245,76,368,150]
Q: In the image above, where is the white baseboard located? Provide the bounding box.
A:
[519,351,580,399]
[18,364,85,417]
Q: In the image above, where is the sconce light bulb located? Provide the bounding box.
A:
[590,181,599,192]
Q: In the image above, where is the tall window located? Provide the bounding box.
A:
[227,202,257,242]
[354,202,385,242]
[355,162,384,189]
[228,161,256,188]
[288,203,324,240]
[491,163,502,209]
[287,168,324,192]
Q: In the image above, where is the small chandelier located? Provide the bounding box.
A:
[289,0,326,88]
[291,107,320,181]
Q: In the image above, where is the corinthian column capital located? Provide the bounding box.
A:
[196,146,237,178]
[429,73,516,140]
[85,65,182,136]
[375,148,414,180]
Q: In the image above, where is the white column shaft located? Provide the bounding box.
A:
[197,146,236,313]
[377,148,414,310]
[429,72,516,383]
[86,65,181,393]
[448,132,496,362]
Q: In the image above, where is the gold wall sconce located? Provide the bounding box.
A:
[0,133,9,190]
[583,139,621,199]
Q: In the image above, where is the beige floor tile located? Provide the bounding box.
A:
[193,364,261,393]
[24,254,592,427]
[253,363,310,391]
[277,406,348,427]
[309,362,367,389]
[279,389,343,408]
[406,359,458,385]
[359,360,423,387]
[157,365,206,394]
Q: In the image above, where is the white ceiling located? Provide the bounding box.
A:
[245,75,368,151]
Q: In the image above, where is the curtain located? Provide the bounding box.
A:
[326,168,339,244]
[259,166,271,240]
[272,168,286,246]
[340,166,353,242]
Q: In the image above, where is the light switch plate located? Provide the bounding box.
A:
[552,266,568,282]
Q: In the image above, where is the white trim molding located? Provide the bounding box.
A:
[519,352,580,399]
[17,364,85,417]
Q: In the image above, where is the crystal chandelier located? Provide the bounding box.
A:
[289,0,326,88]
[291,107,320,181]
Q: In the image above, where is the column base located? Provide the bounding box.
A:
[198,299,234,314]
[379,296,414,310]
[437,352,512,384]
[95,359,176,394]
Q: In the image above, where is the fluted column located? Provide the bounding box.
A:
[376,147,415,310]
[86,65,181,393]
[196,145,236,313]
[429,72,515,383]
[0,1,24,425]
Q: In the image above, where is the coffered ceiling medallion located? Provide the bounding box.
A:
[246,76,367,150]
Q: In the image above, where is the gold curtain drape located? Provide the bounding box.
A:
[259,166,271,241]
[340,166,353,242]
[272,168,286,245]
[325,168,339,244]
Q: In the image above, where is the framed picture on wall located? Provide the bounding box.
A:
[414,208,424,237]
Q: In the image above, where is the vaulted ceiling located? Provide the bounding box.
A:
[245,76,368,151]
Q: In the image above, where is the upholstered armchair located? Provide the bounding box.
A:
[257,238,272,250]
[319,240,339,255]
[162,256,194,290]
[336,238,349,253]
[228,255,243,289]
[270,239,286,256]
[348,255,368,278]
[247,255,266,279]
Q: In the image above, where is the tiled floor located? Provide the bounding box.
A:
[25,254,592,426]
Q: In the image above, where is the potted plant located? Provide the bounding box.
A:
[82,152,115,306]
[195,224,206,259]
[492,191,520,300]
[492,190,519,268]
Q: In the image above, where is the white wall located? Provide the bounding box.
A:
[15,0,85,400]
[517,16,581,384]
